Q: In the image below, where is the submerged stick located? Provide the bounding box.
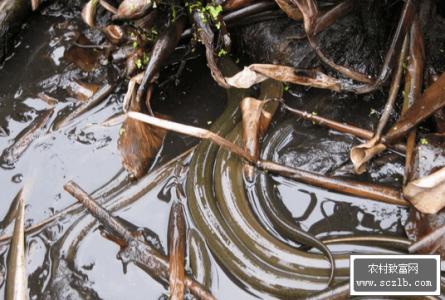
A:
[168,202,187,300]
[128,112,408,206]
[64,181,216,300]
[5,189,27,300]
[375,36,409,140]
[280,101,372,139]
[1,108,54,169]
[313,0,353,35]
[54,83,115,130]
[258,160,407,206]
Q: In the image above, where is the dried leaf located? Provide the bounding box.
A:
[103,25,124,44]
[115,0,152,20]
[404,167,445,214]
[350,138,387,175]
[81,0,98,27]
[225,64,342,91]
[241,97,265,180]
[275,0,303,21]
[225,67,267,89]
[5,189,27,300]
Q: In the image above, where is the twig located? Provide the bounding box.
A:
[64,181,217,300]
[1,108,54,169]
[265,99,406,153]
[189,3,230,88]
[128,112,408,206]
[54,82,116,130]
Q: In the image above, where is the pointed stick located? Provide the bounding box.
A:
[5,189,28,300]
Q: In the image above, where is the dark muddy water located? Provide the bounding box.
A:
[0,3,409,300]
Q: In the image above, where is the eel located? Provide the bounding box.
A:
[186,57,416,298]
[47,57,413,299]
[186,58,349,298]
